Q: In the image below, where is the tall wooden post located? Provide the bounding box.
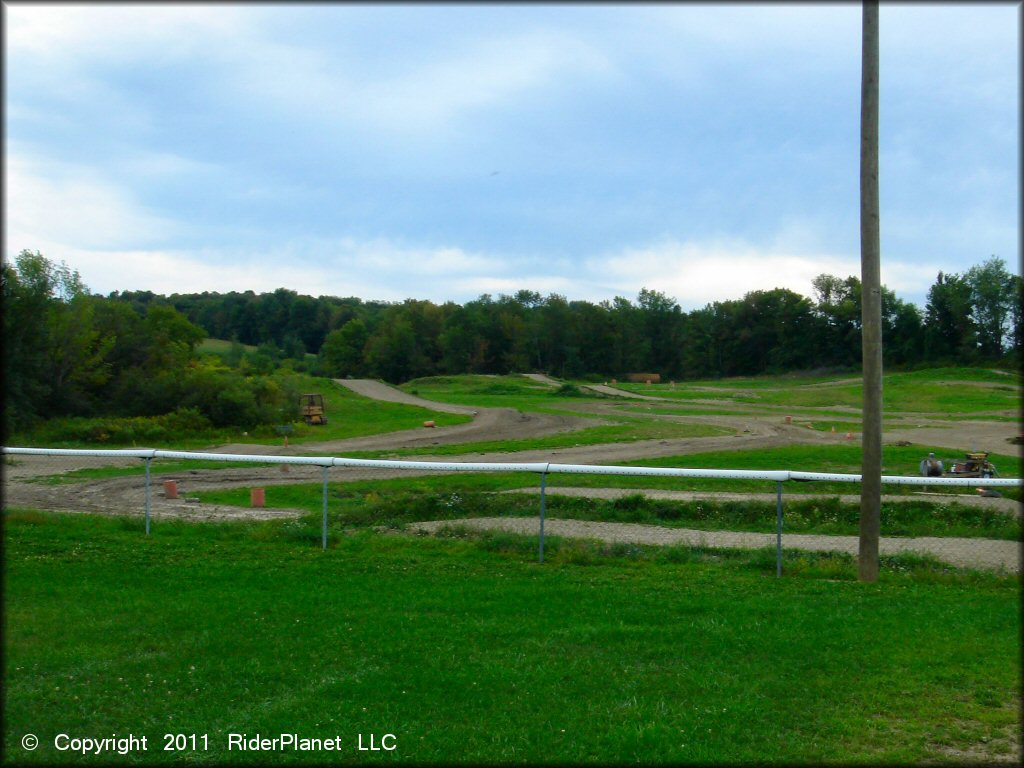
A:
[859,0,882,581]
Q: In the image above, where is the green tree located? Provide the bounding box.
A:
[924,271,977,362]
[1008,274,1023,358]
[141,304,206,373]
[364,317,417,383]
[439,307,485,374]
[812,274,862,367]
[2,251,53,430]
[637,288,684,378]
[321,319,369,377]
[2,250,114,421]
[965,257,1015,358]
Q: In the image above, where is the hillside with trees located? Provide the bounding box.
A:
[3,249,1020,437]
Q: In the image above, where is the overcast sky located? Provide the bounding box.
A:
[4,2,1019,310]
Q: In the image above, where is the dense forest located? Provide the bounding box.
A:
[119,254,1018,380]
[3,249,1020,435]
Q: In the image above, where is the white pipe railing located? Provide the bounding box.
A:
[4,446,1019,574]
[4,447,1020,487]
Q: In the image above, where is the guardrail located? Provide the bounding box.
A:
[4,447,1020,575]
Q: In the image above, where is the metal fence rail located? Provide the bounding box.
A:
[4,446,1021,574]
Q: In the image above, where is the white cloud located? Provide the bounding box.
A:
[5,4,247,59]
[7,5,618,146]
[362,30,614,130]
[5,151,179,252]
[10,237,518,303]
[588,237,861,309]
[325,239,503,277]
[451,275,580,299]
[213,25,615,138]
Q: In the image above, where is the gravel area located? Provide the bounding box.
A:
[508,485,1023,517]
[408,516,1021,572]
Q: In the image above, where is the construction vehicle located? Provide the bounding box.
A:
[948,451,997,478]
[300,393,328,426]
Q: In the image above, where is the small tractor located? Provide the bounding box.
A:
[300,393,328,426]
[948,451,997,478]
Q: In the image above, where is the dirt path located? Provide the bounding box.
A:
[4,372,1019,563]
[334,378,479,415]
[407,516,1021,572]
[521,373,561,387]
[323,379,603,451]
[582,383,664,400]
[506,486,1023,517]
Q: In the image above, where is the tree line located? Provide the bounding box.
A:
[140,255,1019,382]
[4,249,1019,435]
[3,250,302,436]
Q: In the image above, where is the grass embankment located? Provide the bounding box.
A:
[613,367,1021,417]
[402,374,597,413]
[358,417,729,458]
[4,510,1019,764]
[8,375,470,450]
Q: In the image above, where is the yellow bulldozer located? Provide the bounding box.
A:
[300,393,328,426]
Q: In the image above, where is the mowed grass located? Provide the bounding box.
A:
[4,510,1020,764]
[402,374,595,413]
[613,367,1021,416]
[240,376,471,446]
[359,415,729,458]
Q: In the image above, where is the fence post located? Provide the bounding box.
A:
[775,480,783,577]
[144,457,152,536]
[322,465,329,551]
[539,471,547,563]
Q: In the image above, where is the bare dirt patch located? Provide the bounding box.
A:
[4,373,1019,526]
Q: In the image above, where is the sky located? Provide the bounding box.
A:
[4,2,1020,310]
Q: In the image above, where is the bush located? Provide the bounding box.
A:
[550,383,585,397]
[25,407,213,445]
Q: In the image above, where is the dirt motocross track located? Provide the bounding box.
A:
[4,377,1021,535]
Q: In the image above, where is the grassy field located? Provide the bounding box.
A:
[4,511,1020,765]
[612,367,1021,416]
[8,375,470,450]
[269,377,471,445]
[402,374,600,413]
[354,416,730,458]
[5,367,1021,763]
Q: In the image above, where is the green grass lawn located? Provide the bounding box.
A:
[613,367,1021,416]
[401,374,609,413]
[357,415,730,458]
[273,377,471,445]
[4,510,1020,764]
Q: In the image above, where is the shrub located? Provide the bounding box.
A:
[25,407,213,445]
[550,383,585,397]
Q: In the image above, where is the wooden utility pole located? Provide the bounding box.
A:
[859,0,882,582]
